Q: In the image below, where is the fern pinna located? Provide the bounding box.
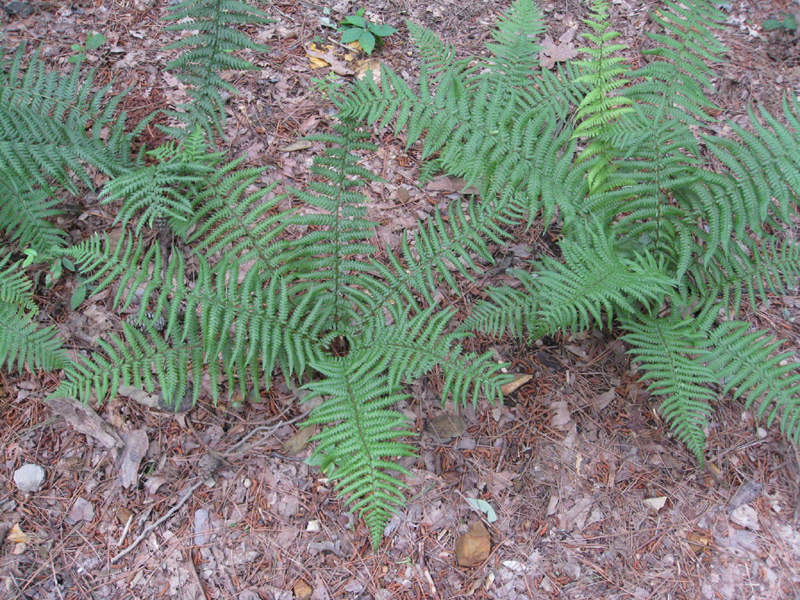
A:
[334,0,800,466]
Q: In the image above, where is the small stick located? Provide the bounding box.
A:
[111,480,204,564]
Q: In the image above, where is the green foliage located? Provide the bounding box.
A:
[338,8,398,55]
[58,116,511,542]
[0,45,143,377]
[67,31,107,64]
[6,0,800,552]
[161,0,272,139]
[763,13,797,32]
[332,0,800,467]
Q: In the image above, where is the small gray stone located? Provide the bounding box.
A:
[14,464,46,493]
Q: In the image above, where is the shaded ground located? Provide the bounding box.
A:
[2,0,800,598]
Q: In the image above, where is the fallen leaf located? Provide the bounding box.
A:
[7,524,31,544]
[455,521,491,567]
[539,31,578,69]
[118,429,148,489]
[305,45,355,76]
[550,401,573,430]
[687,531,712,554]
[45,397,123,449]
[279,140,314,152]
[500,373,531,395]
[356,58,381,83]
[730,504,760,531]
[66,498,95,524]
[643,496,667,512]
[466,498,497,523]
[592,388,617,410]
[425,414,467,443]
[425,175,479,195]
[281,426,315,455]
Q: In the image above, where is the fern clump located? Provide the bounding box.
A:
[331,0,800,467]
[6,0,800,552]
[0,46,144,376]
[56,120,511,549]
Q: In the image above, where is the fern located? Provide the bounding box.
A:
[303,350,416,549]
[334,0,800,468]
[8,0,800,551]
[161,0,272,139]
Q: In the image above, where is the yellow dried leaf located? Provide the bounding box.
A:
[500,373,532,395]
[7,523,30,544]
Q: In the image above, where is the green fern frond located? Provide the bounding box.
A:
[571,0,633,193]
[0,44,139,192]
[102,128,226,233]
[0,178,67,256]
[303,350,416,551]
[356,306,512,406]
[530,221,677,337]
[56,322,200,407]
[622,312,717,463]
[0,256,36,313]
[161,0,272,138]
[0,302,70,373]
[484,0,546,81]
[707,322,800,444]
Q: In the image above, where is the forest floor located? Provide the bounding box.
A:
[2,0,800,598]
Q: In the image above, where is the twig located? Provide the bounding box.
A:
[115,514,134,547]
[111,480,204,564]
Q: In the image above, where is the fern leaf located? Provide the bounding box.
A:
[303,350,416,551]
[622,312,717,463]
[161,0,272,138]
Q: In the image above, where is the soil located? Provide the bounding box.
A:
[2,0,800,598]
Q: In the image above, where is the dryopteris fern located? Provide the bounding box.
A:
[56,120,511,548]
[161,0,272,139]
[332,0,800,466]
[7,0,800,551]
[0,45,143,376]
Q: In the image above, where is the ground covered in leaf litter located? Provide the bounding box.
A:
[2,0,800,598]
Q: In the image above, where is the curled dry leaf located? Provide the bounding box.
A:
[500,373,532,395]
[305,44,355,75]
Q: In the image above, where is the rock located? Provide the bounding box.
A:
[425,414,467,443]
[13,464,46,493]
[455,521,491,567]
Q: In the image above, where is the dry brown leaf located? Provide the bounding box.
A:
[500,373,532,395]
[279,140,314,152]
[425,414,467,443]
[356,58,381,84]
[281,426,316,455]
[7,524,31,544]
[118,429,148,489]
[592,388,617,410]
[426,175,479,195]
[539,31,578,69]
[305,45,355,76]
